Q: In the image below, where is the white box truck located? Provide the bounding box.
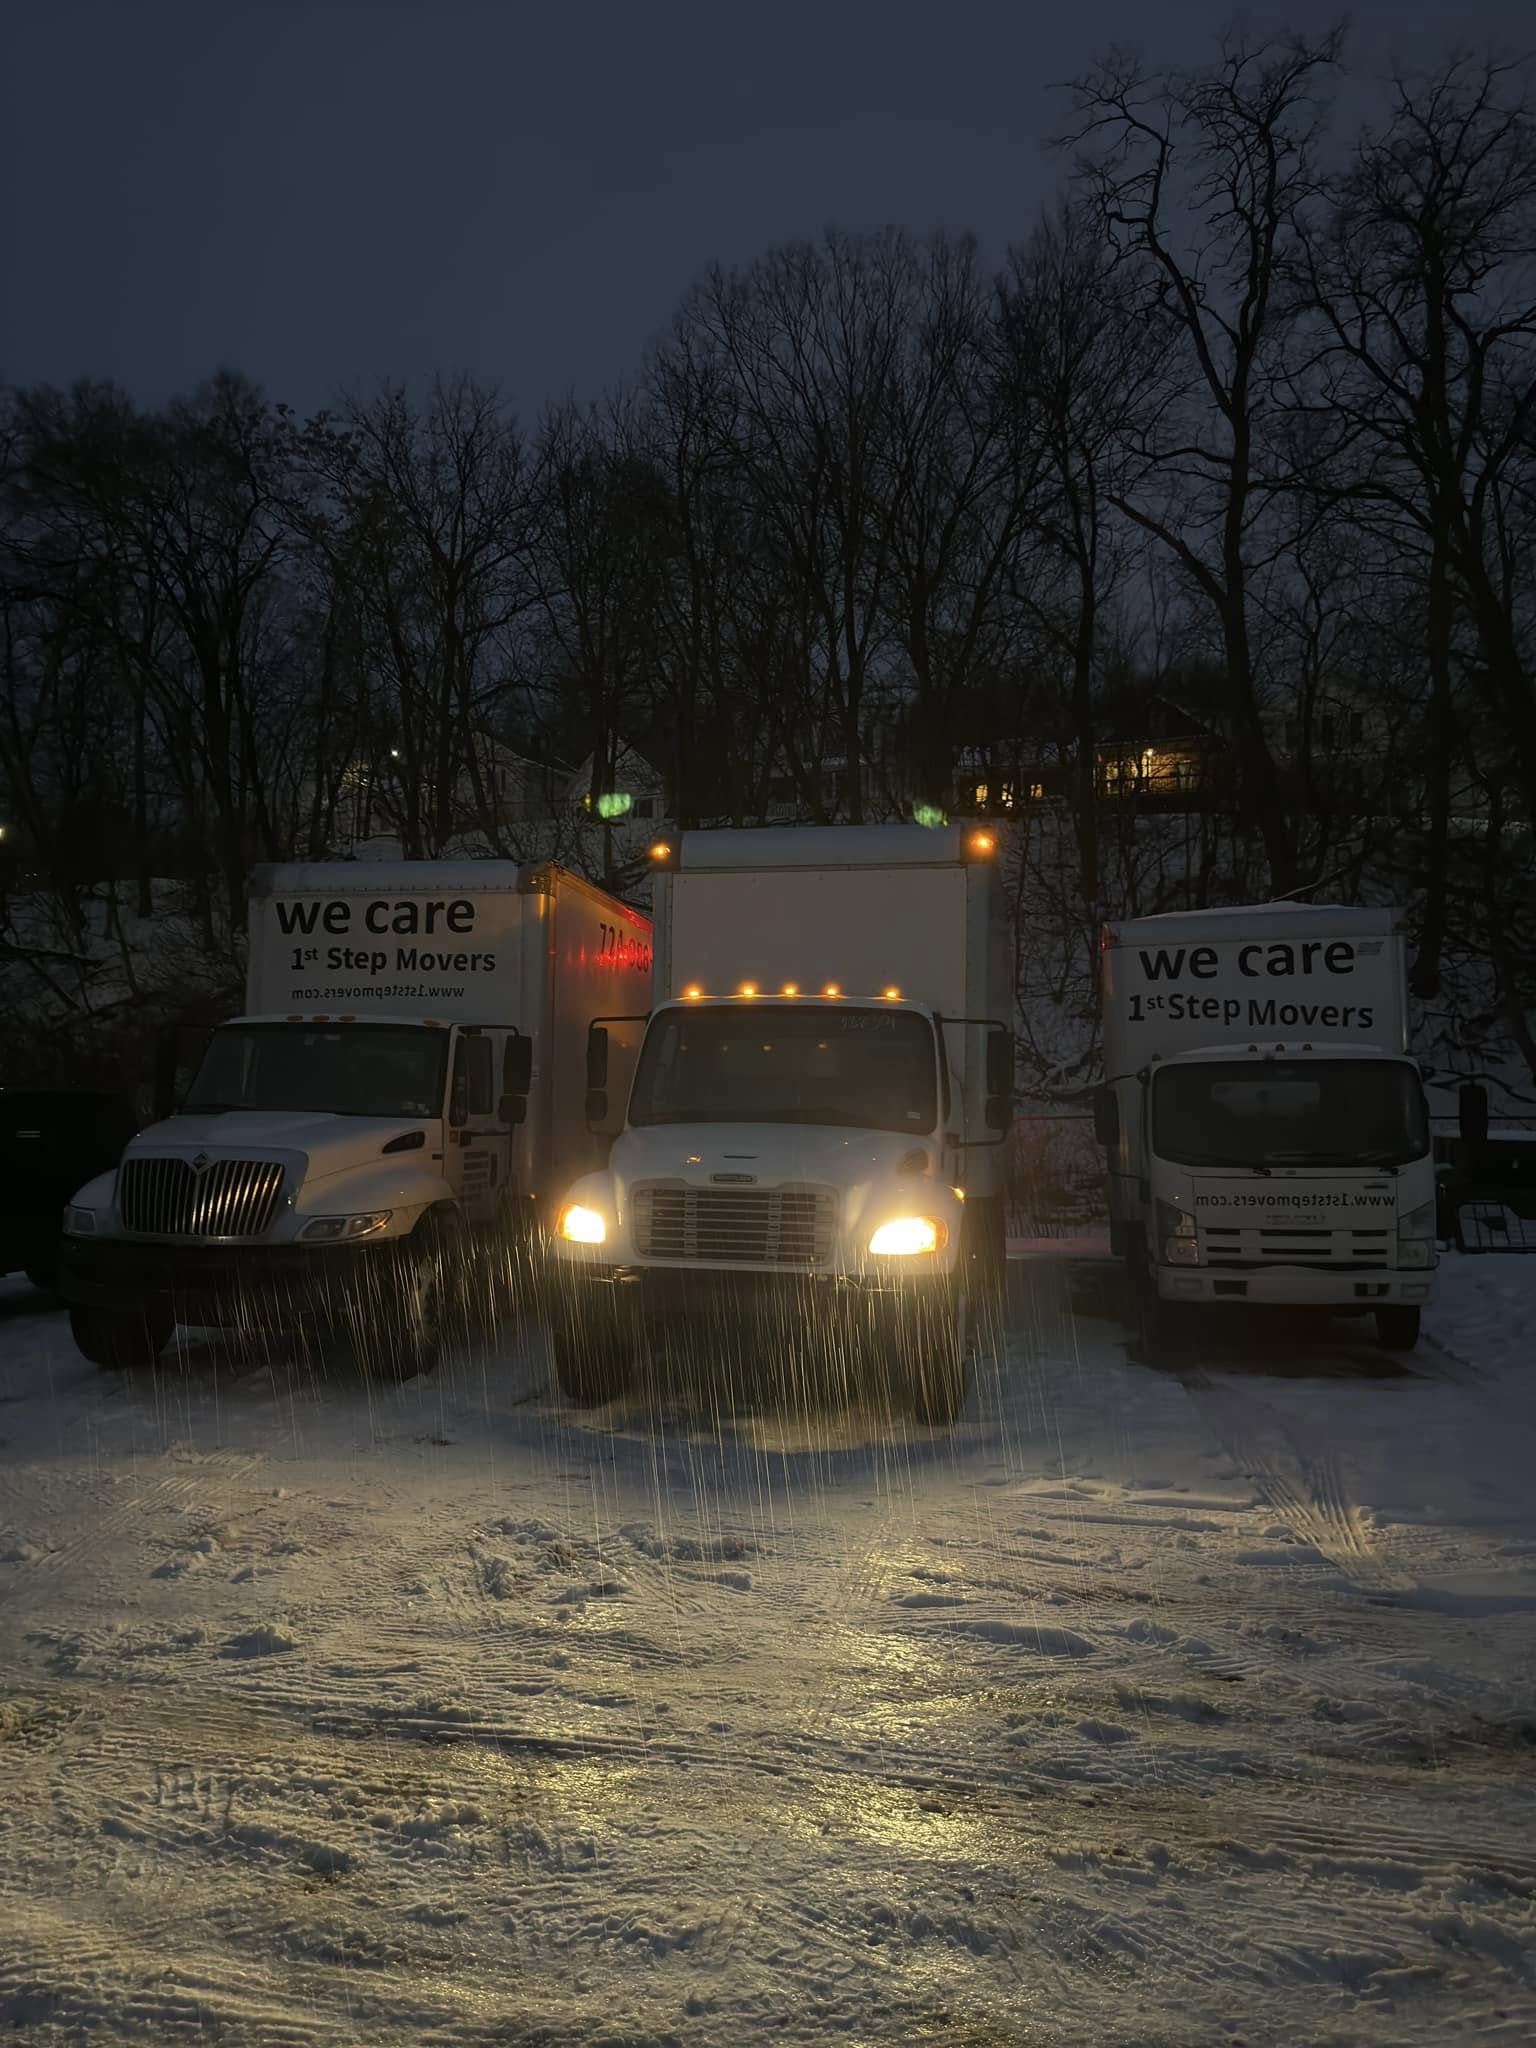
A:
[60,862,651,1371]
[1095,903,1436,1350]
[545,824,1015,1424]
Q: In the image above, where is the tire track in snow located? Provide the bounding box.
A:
[1177,1372,1412,1593]
[0,1448,266,1602]
[691,1505,908,1977]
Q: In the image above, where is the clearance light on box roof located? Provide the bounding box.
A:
[883,985,901,1000]
[683,984,703,1000]
[969,831,994,857]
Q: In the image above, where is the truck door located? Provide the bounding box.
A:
[446,1030,509,1224]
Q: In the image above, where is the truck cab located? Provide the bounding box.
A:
[1097,906,1436,1350]
[545,826,1014,1425]
[60,861,650,1372]
[61,1014,534,1370]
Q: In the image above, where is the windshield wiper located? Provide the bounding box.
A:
[1160,1152,1255,1168]
[1262,1149,1407,1170]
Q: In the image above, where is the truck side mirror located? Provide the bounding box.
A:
[980,1026,1013,1133]
[1459,1081,1489,1150]
[585,1088,609,1127]
[1093,1085,1119,1149]
[587,1025,610,1091]
[504,1035,533,1095]
[498,1092,527,1128]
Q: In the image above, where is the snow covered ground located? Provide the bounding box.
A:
[1,1258,1534,2046]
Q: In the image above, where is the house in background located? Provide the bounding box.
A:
[564,743,669,825]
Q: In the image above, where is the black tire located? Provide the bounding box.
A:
[362,1220,459,1381]
[911,1284,971,1428]
[1127,1246,1174,1362]
[549,1321,633,1407]
[69,1304,172,1370]
[1375,1305,1421,1351]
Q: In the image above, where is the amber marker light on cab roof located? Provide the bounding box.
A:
[823,982,842,997]
[781,982,799,995]
[883,985,901,1000]
[739,982,758,997]
[683,984,703,999]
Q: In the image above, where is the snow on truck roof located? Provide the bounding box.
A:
[1103,903,1402,944]
[674,824,982,870]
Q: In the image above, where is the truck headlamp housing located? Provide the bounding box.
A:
[1157,1199,1199,1266]
[869,1216,946,1257]
[66,1205,98,1236]
[300,1211,392,1242]
[1397,1199,1436,1268]
[559,1204,607,1245]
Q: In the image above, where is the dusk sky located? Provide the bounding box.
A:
[4,0,1524,418]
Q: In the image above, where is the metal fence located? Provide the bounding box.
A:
[1435,1121,1536,1255]
[1450,1201,1536,1254]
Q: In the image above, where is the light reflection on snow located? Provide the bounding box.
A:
[3,1261,1536,2042]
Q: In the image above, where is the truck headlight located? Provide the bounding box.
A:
[300,1211,392,1242]
[1397,1199,1436,1269]
[869,1217,946,1257]
[1157,1199,1199,1266]
[559,1204,607,1245]
[65,1206,99,1236]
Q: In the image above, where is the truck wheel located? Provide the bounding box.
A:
[911,1285,971,1428]
[372,1222,458,1381]
[549,1323,633,1407]
[69,1305,172,1370]
[1127,1248,1174,1363]
[1375,1306,1421,1351]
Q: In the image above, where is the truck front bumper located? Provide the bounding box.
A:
[1154,1263,1435,1308]
[545,1260,958,1335]
[60,1235,413,1327]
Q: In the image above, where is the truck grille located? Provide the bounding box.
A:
[1201,1224,1392,1270]
[119,1157,286,1239]
[632,1183,835,1266]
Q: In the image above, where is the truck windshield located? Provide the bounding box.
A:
[629,1005,939,1134]
[1153,1059,1429,1168]
[184,1024,449,1121]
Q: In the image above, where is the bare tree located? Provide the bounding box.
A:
[1060,28,1347,889]
[996,201,1170,949]
[1292,53,1536,999]
[682,230,937,820]
[307,378,536,857]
